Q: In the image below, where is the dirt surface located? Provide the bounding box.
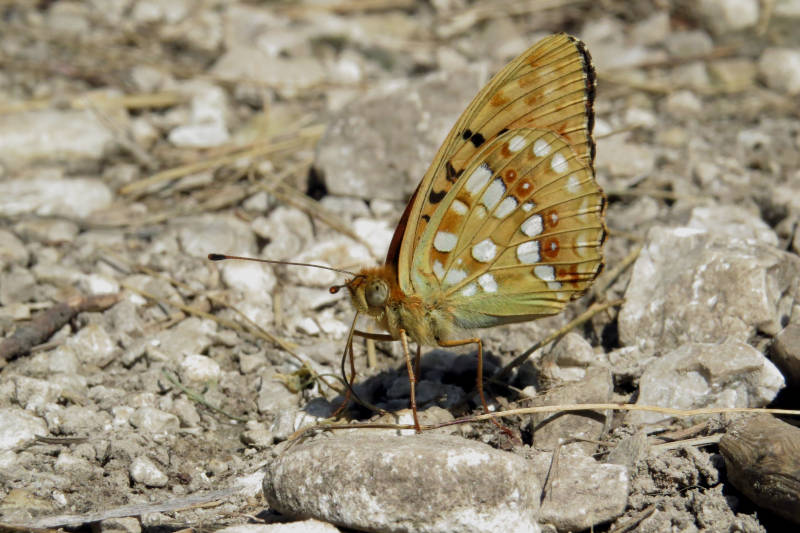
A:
[1,1,799,531]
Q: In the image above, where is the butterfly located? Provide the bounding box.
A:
[331,33,607,432]
[210,33,605,432]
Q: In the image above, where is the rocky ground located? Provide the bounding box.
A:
[1,0,799,532]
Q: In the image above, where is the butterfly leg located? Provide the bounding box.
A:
[399,329,422,432]
[437,337,511,436]
[353,329,421,432]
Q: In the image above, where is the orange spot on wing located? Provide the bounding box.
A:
[543,238,560,259]
[491,92,509,106]
[503,169,517,184]
[514,178,533,196]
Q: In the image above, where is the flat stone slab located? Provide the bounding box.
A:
[263,433,541,533]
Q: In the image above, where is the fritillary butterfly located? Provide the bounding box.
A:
[333,33,606,432]
[211,33,606,433]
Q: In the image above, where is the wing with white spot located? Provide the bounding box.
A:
[411,128,605,328]
[390,33,597,300]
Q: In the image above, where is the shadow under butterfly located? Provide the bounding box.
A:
[211,32,607,434]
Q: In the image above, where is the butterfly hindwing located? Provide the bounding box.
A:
[393,33,598,299]
[411,128,605,328]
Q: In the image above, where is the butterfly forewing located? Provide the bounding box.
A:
[393,33,597,295]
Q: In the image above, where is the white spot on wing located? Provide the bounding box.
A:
[521,214,543,237]
[533,138,551,157]
[451,199,468,215]
[521,202,535,212]
[444,268,467,286]
[472,238,497,263]
[434,231,457,252]
[433,260,445,280]
[551,152,568,174]
[508,135,526,152]
[461,283,477,297]
[516,241,540,264]
[535,264,562,289]
[465,163,492,194]
[534,265,555,281]
[481,179,505,210]
[478,273,497,293]
[566,175,581,193]
[493,196,517,218]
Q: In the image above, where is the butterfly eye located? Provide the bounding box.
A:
[365,279,389,308]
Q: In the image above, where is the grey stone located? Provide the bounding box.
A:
[664,90,703,118]
[130,456,169,487]
[772,322,800,385]
[630,11,670,45]
[46,405,109,435]
[96,516,142,533]
[528,367,612,453]
[665,30,713,58]
[696,0,759,34]
[167,83,230,148]
[178,354,221,384]
[0,230,28,266]
[0,174,112,219]
[129,407,180,435]
[687,205,778,246]
[533,447,629,531]
[13,376,63,414]
[316,67,484,201]
[0,407,47,451]
[0,110,115,170]
[595,136,655,178]
[539,332,599,383]
[758,47,800,95]
[146,317,217,363]
[264,434,541,533]
[628,342,784,425]
[253,206,314,261]
[212,49,326,95]
[216,520,340,533]
[177,214,256,259]
[619,227,800,352]
[66,322,117,367]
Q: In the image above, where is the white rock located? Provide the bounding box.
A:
[688,205,778,246]
[129,407,180,435]
[131,0,189,24]
[79,274,120,295]
[168,84,230,148]
[0,110,115,170]
[758,48,800,95]
[0,408,47,451]
[67,323,116,367]
[13,376,63,414]
[179,354,222,384]
[130,456,169,487]
[0,229,28,266]
[0,175,112,218]
[698,0,759,34]
[664,90,703,117]
[291,316,321,336]
[352,218,394,258]
[221,261,276,295]
[216,519,341,533]
[629,342,785,425]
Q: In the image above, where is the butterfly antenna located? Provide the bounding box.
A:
[208,253,355,277]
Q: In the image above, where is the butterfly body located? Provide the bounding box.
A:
[346,266,456,347]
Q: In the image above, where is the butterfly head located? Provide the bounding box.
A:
[330,266,397,319]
